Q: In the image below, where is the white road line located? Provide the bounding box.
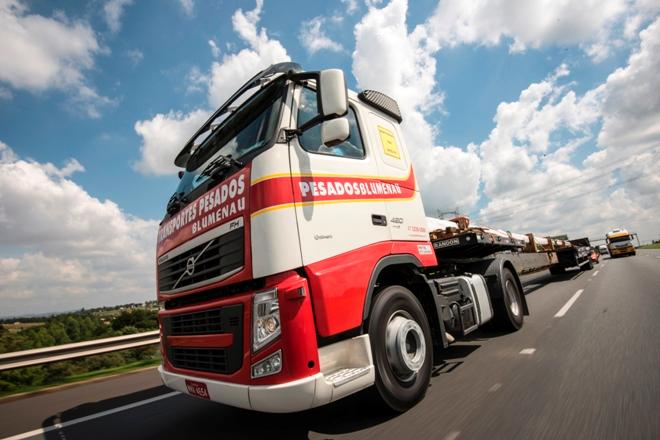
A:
[443,431,461,440]
[489,383,502,392]
[555,289,584,318]
[1,391,180,440]
[519,348,536,355]
[592,270,599,277]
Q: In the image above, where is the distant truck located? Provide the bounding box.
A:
[606,229,636,257]
[597,244,608,255]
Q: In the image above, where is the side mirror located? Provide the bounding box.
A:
[322,117,350,147]
[318,69,348,119]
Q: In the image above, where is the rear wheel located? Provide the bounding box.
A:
[368,285,433,412]
[493,268,524,331]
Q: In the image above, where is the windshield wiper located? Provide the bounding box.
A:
[166,192,188,215]
[199,154,244,180]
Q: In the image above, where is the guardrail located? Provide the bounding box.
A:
[0,330,160,371]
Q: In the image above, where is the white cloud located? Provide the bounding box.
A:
[125,48,144,65]
[475,19,660,242]
[133,109,209,175]
[299,17,343,55]
[341,0,359,14]
[353,0,481,212]
[421,0,628,60]
[0,140,18,162]
[207,0,290,108]
[0,0,113,117]
[135,0,290,175]
[478,65,602,198]
[209,39,221,58]
[103,0,133,34]
[596,17,660,158]
[179,0,195,17]
[186,65,209,93]
[0,142,158,317]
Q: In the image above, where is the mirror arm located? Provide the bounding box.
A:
[283,114,323,142]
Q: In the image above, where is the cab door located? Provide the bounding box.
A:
[364,111,429,243]
[288,86,391,266]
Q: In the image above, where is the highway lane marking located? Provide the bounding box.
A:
[592,270,599,277]
[443,431,461,440]
[519,348,536,355]
[1,391,180,440]
[554,289,584,318]
[489,383,502,392]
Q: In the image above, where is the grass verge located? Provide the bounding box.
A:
[638,243,660,249]
[0,358,160,399]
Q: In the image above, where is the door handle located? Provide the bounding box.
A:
[372,214,387,226]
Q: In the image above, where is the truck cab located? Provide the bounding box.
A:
[156,63,526,413]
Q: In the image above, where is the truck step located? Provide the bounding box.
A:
[325,367,371,387]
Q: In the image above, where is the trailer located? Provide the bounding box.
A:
[427,217,593,276]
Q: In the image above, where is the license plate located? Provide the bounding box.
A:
[185,379,210,400]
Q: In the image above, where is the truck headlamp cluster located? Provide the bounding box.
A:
[251,350,282,378]
[252,288,281,352]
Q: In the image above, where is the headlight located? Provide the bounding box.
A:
[252,288,281,352]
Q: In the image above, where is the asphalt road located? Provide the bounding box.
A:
[2,250,659,440]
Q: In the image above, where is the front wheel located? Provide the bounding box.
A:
[368,285,433,412]
[581,260,594,271]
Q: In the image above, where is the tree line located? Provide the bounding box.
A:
[0,309,159,394]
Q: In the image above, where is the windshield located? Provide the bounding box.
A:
[608,235,632,243]
[172,84,284,201]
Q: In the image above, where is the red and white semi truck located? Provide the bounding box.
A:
[156,63,580,413]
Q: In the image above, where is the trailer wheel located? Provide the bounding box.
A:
[368,285,433,412]
[493,268,524,331]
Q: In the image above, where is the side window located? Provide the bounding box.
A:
[297,87,365,159]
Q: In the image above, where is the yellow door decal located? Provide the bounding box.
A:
[378,126,400,160]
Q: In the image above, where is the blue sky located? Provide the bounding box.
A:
[1,0,659,315]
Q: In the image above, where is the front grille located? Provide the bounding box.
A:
[169,306,241,335]
[158,227,244,293]
[170,348,229,374]
[163,304,243,375]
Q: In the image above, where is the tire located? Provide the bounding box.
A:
[581,260,594,271]
[368,285,433,412]
[492,268,524,331]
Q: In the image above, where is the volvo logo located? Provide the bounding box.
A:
[185,256,195,276]
[172,238,216,290]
